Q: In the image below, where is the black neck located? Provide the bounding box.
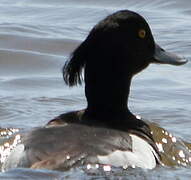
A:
[84,74,133,120]
[82,68,152,139]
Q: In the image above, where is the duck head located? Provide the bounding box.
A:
[63,10,187,117]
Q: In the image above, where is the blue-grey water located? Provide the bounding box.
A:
[0,0,190,179]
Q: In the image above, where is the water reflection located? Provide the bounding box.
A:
[149,122,191,167]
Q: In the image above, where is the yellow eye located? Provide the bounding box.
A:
[138,29,146,38]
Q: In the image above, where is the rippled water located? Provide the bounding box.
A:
[0,0,190,179]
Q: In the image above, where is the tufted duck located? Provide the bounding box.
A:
[2,10,188,171]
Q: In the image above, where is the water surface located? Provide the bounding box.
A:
[0,0,190,179]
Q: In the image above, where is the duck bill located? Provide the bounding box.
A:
[153,44,188,65]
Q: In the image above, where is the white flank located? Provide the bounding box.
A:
[97,134,157,169]
[2,144,25,171]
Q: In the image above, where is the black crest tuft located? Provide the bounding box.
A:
[63,41,88,86]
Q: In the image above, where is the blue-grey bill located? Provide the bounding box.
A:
[153,44,188,65]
